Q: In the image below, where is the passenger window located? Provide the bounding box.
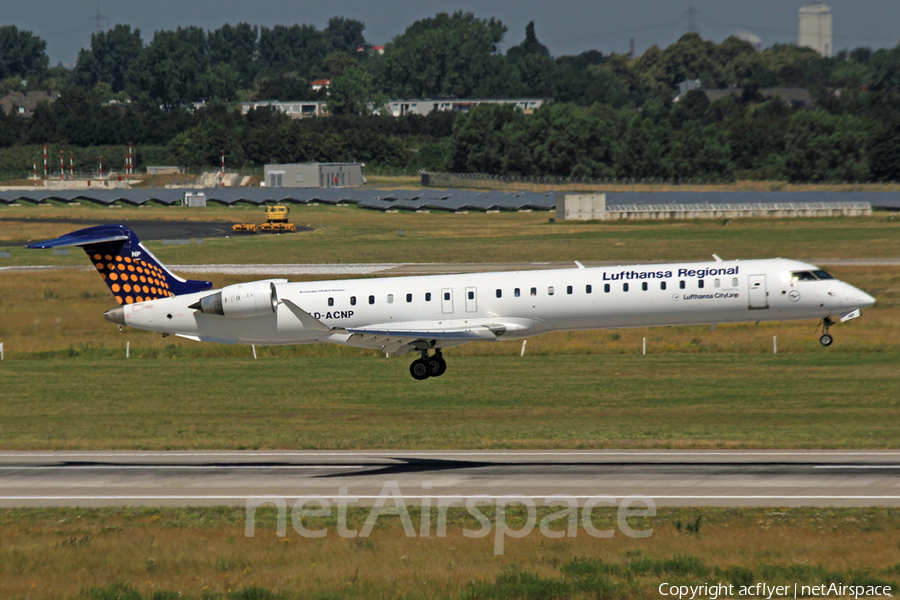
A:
[368,295,375,305]
[642,282,648,291]
[444,292,450,301]
[660,281,667,290]
[328,298,334,306]
[680,280,685,290]
[406,293,412,303]
[514,288,520,297]
[350,296,356,306]
[548,286,555,296]
[567,285,573,295]
[698,280,704,289]
[623,283,629,292]
[586,284,592,294]
[468,291,474,300]
[732,278,738,287]
[425,292,431,301]
[387,294,394,304]
[496,289,502,298]
[714,279,720,288]
[604,284,610,293]
[530,287,537,296]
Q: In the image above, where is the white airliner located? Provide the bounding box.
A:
[30,225,875,380]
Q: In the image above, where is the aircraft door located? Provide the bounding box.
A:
[441,288,453,314]
[748,275,768,309]
[465,287,477,312]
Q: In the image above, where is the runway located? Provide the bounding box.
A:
[1,450,899,508]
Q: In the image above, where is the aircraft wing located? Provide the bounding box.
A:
[345,326,503,341]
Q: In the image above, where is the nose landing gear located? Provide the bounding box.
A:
[819,317,834,347]
[409,350,447,380]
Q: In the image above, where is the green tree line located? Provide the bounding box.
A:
[3,13,900,181]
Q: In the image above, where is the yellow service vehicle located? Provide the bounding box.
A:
[232,205,296,234]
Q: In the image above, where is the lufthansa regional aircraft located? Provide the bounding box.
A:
[29,225,875,380]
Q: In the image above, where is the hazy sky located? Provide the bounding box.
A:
[5,0,900,66]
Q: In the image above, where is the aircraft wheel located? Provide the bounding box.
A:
[819,334,833,347]
[428,356,447,377]
[410,359,431,380]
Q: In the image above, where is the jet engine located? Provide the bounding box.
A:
[192,281,279,318]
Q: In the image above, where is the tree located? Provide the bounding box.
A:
[258,24,330,78]
[784,110,870,181]
[74,25,143,92]
[380,12,508,98]
[207,23,259,88]
[325,17,367,55]
[506,21,549,65]
[203,63,240,102]
[126,29,207,108]
[0,26,48,80]
[326,64,373,115]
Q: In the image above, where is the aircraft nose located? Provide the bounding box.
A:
[104,306,125,325]
[859,290,876,308]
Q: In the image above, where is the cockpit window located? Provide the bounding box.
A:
[812,270,834,280]
[790,271,818,282]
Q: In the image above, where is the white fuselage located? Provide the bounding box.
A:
[119,258,874,353]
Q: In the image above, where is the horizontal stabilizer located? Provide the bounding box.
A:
[26,225,129,249]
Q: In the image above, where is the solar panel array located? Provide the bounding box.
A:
[1,188,898,210]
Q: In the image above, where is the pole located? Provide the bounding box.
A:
[60,151,64,181]
[70,154,73,179]
[126,342,130,359]
[643,337,646,355]
[43,143,47,179]
[773,336,777,354]
[252,344,257,359]
[1,342,4,361]
[33,161,37,184]
[99,155,103,179]
[221,150,225,181]
[520,340,527,357]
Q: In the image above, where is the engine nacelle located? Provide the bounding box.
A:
[194,281,278,318]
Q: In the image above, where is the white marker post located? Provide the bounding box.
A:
[642,338,646,355]
[126,342,130,358]
[520,340,527,357]
[1,342,4,361]
[252,345,257,359]
[773,336,777,354]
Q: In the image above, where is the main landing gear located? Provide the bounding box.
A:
[819,317,835,347]
[409,350,447,380]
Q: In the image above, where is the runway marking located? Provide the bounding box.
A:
[0,465,364,470]
[1,451,900,458]
[1,495,899,501]
[814,465,900,469]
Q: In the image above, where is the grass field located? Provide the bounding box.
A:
[2,203,900,267]
[1,353,898,450]
[1,506,898,600]
[1,204,899,595]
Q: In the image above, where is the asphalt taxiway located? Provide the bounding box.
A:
[1,450,898,508]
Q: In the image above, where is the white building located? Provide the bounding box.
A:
[799,0,833,57]
[388,98,547,118]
